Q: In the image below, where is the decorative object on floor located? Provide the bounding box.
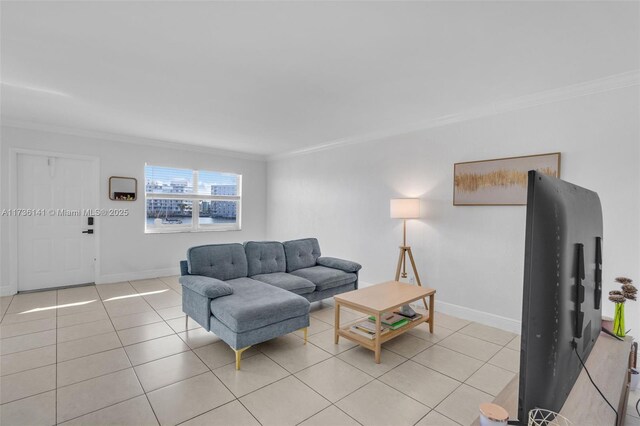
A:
[109,176,137,200]
[479,403,509,426]
[453,152,560,205]
[390,198,426,312]
[609,276,637,338]
[630,367,639,390]
[527,408,572,426]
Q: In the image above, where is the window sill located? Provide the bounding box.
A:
[145,226,241,234]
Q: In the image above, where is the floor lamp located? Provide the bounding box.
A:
[390,198,428,314]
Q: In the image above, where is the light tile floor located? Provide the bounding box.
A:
[0,278,638,426]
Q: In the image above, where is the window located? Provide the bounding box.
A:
[145,165,241,233]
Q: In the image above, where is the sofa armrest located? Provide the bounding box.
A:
[179,275,233,299]
[180,260,189,276]
[316,257,362,273]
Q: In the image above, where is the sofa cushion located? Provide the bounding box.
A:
[290,266,357,292]
[251,272,316,295]
[210,277,310,333]
[187,244,248,281]
[244,241,286,276]
[283,238,321,272]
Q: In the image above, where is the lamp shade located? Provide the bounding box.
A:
[390,198,420,219]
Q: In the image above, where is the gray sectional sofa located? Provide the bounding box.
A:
[179,238,361,369]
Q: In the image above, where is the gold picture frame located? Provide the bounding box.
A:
[453,152,561,206]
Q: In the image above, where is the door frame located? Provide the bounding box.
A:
[8,148,101,294]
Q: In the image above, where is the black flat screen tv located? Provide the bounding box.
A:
[518,171,603,423]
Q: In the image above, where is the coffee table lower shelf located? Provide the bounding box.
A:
[337,315,429,351]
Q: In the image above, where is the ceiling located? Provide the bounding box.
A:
[1,1,638,156]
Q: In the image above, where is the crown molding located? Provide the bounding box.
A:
[2,70,637,162]
[0,118,267,162]
[269,69,640,161]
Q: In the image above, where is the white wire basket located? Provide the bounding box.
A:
[528,409,572,426]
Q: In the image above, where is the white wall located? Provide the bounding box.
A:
[267,87,640,333]
[0,125,267,296]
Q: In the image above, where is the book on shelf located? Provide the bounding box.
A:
[368,314,411,330]
[379,313,406,325]
[349,320,390,339]
[355,320,388,333]
[394,312,423,322]
[349,326,376,339]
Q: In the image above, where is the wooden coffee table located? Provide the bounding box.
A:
[333,281,435,363]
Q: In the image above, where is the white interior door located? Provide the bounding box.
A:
[18,154,97,291]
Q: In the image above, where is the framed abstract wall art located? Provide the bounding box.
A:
[453,152,561,205]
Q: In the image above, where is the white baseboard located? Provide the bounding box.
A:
[0,269,181,295]
[97,267,180,285]
[0,285,15,297]
[413,299,521,333]
[361,280,521,333]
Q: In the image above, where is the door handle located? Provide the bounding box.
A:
[82,229,94,234]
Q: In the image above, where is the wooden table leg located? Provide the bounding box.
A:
[374,313,382,364]
[429,294,435,333]
[334,302,340,344]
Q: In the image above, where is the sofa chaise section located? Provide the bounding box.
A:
[180,243,310,369]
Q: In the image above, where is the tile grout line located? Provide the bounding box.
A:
[290,321,433,424]
[332,347,408,379]
[49,356,229,424]
[0,344,58,377]
[0,389,59,410]
[0,295,15,323]
[127,279,252,426]
[312,322,511,423]
[183,350,264,426]
[55,289,58,426]
[331,404,366,426]
[140,287,241,426]
[97,282,162,426]
[4,315,214,382]
[55,356,134,389]
[0,326,62,346]
[417,408,464,426]
[315,368,378,415]
[174,399,259,426]
[51,280,180,424]
[408,344,496,384]
[420,337,508,365]
[285,374,349,426]
[57,396,148,425]
[256,337,337,378]
[49,282,160,424]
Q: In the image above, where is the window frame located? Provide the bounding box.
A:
[144,166,242,234]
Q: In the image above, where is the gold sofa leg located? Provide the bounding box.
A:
[234,346,251,370]
[301,327,308,344]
